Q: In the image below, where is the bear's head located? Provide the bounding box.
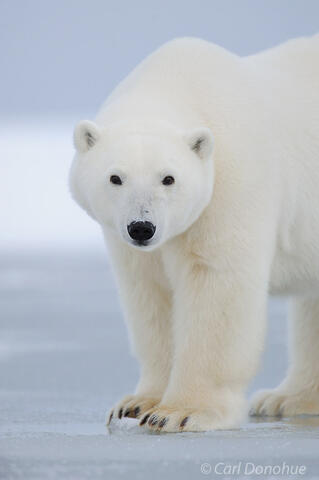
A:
[69,120,214,251]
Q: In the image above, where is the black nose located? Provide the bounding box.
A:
[127,221,156,243]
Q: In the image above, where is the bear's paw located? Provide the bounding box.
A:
[139,403,242,433]
[250,388,319,417]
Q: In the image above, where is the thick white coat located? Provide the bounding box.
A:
[70,36,319,431]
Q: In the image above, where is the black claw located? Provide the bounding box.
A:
[134,406,141,417]
[108,410,114,425]
[140,414,150,426]
[149,415,158,426]
[180,416,189,428]
[118,408,123,419]
[158,417,168,428]
[148,414,155,424]
[124,409,130,417]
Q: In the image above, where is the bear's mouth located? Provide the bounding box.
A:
[133,239,151,247]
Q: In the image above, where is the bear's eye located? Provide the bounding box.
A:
[162,175,175,186]
[110,175,122,185]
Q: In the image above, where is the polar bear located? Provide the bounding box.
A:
[69,35,319,432]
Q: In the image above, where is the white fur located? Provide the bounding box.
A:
[69,35,319,432]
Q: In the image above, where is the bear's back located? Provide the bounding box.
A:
[245,34,319,80]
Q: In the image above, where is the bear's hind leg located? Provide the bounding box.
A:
[250,296,319,417]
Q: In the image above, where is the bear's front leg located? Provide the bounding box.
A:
[140,258,268,432]
[104,231,172,425]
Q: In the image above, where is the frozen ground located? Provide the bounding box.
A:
[1,253,319,480]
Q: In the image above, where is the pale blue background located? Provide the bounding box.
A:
[1,0,319,115]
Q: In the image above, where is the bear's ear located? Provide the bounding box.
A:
[73,120,101,153]
[185,127,214,160]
